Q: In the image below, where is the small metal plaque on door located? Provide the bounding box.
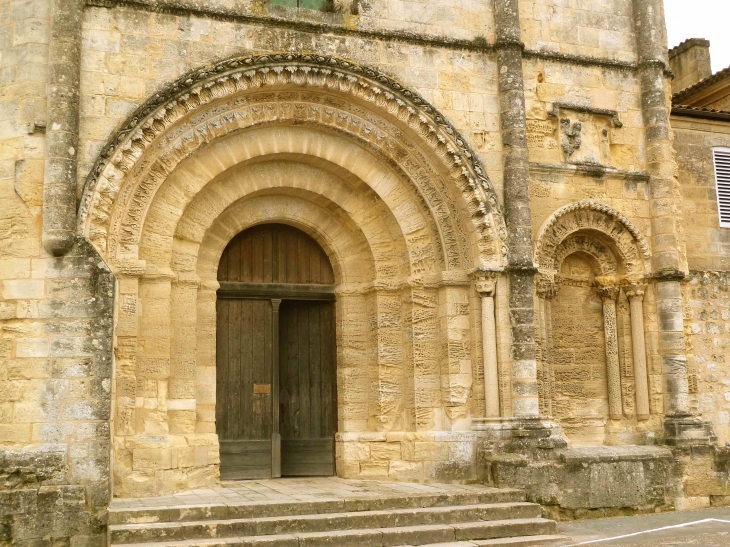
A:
[253,384,271,395]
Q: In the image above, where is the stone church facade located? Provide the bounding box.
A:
[2,0,730,544]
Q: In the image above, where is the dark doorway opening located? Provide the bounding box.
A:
[215,224,337,480]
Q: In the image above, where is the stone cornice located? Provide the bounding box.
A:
[87,0,647,74]
[523,49,637,72]
[548,101,623,128]
[529,162,650,182]
[86,0,496,53]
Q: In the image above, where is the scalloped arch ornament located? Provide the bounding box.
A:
[535,200,652,276]
[77,53,508,269]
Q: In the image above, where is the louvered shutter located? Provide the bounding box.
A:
[713,148,730,228]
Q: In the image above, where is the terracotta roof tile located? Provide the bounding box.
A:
[673,65,730,104]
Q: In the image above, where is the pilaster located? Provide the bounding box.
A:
[493,0,539,420]
[43,0,83,256]
[632,0,712,444]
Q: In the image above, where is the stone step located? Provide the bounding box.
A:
[109,488,526,525]
[472,535,570,546]
[111,518,556,547]
[402,536,569,547]
[110,503,542,544]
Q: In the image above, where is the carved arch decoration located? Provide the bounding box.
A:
[77,53,508,270]
[553,233,619,276]
[535,200,652,280]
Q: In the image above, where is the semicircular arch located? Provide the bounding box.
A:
[139,129,427,280]
[78,54,507,271]
[535,201,651,277]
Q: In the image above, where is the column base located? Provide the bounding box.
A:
[473,417,567,456]
[664,413,717,446]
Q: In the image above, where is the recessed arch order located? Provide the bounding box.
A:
[78,53,508,274]
[77,54,509,496]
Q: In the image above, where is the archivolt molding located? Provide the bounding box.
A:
[192,194,377,286]
[535,201,651,277]
[554,234,619,276]
[147,142,431,279]
[78,54,507,270]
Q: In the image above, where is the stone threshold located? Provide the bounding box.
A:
[109,477,524,521]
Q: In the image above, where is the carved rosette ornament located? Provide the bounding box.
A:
[78,54,508,270]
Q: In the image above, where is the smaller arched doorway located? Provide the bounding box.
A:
[216,224,337,479]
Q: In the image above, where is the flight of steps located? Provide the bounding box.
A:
[109,487,568,547]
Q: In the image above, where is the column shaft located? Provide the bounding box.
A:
[43,0,84,256]
[632,0,691,417]
[628,290,650,420]
[493,0,539,418]
[599,288,623,420]
[479,288,500,418]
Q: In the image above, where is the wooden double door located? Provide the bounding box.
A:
[216,224,337,480]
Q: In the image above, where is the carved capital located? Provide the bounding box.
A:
[535,272,562,300]
[595,284,620,302]
[115,258,146,278]
[470,268,501,297]
[475,278,496,297]
[472,270,499,297]
[624,283,647,301]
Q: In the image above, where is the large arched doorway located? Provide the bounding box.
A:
[216,224,337,479]
[79,54,509,497]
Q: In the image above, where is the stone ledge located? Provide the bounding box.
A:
[557,446,673,464]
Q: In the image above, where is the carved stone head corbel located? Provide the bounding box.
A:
[471,268,501,298]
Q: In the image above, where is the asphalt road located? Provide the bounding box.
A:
[558,506,730,546]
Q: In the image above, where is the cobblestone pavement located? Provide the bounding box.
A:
[109,477,506,510]
[559,507,730,546]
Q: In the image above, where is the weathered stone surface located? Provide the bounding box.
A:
[3,0,730,543]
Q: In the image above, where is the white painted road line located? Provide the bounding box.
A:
[567,518,730,545]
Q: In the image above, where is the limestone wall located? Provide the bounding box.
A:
[77,4,504,199]
[519,0,637,63]
[673,114,730,446]
[4,0,730,533]
[0,2,114,545]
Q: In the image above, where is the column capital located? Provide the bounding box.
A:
[475,278,496,297]
[471,268,501,297]
[535,272,562,300]
[595,283,620,302]
[624,283,647,300]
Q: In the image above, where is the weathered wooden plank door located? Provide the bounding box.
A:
[216,298,273,480]
[216,224,336,479]
[280,300,337,476]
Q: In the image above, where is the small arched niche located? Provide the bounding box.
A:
[535,202,653,447]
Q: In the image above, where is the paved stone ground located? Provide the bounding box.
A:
[559,506,730,546]
[109,477,505,510]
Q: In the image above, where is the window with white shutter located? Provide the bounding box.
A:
[713,148,730,228]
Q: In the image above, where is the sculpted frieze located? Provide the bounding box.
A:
[79,54,506,271]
